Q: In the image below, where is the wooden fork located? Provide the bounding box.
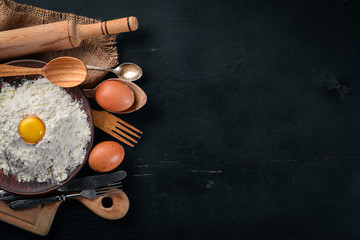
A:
[92,110,142,147]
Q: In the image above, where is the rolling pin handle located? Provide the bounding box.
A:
[77,16,138,40]
[102,16,138,35]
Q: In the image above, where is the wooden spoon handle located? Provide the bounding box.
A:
[0,64,42,77]
[77,16,138,40]
[75,191,129,220]
[82,88,96,99]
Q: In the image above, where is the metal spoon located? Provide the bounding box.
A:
[0,57,87,88]
[83,78,147,114]
[87,63,143,82]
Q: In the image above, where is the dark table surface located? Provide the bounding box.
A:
[2,0,360,239]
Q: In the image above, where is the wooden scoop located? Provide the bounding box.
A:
[0,57,87,88]
[83,78,147,114]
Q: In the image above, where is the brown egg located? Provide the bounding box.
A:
[88,141,125,172]
[95,80,135,112]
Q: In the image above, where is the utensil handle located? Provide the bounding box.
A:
[9,195,63,210]
[0,64,42,77]
[0,190,24,202]
[77,16,138,40]
[86,65,114,72]
[82,88,96,99]
[75,191,129,220]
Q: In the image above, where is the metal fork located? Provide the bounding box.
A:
[92,109,142,147]
[9,183,123,210]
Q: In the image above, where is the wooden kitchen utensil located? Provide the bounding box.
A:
[0,57,87,87]
[92,109,142,147]
[0,16,138,60]
[76,191,129,220]
[0,191,129,236]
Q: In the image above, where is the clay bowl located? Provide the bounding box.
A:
[0,59,94,195]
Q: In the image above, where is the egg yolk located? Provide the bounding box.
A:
[18,116,46,144]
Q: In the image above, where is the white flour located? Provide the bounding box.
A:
[0,78,91,183]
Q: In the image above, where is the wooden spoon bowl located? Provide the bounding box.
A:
[44,57,87,87]
[0,57,87,88]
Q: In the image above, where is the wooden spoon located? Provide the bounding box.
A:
[83,78,147,114]
[0,57,87,88]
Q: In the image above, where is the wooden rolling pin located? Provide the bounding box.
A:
[0,16,138,60]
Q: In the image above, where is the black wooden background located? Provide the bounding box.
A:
[2,0,360,239]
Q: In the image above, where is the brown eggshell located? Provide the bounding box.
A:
[88,141,125,172]
[95,80,135,112]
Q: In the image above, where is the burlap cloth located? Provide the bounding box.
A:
[0,0,119,88]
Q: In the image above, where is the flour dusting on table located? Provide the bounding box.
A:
[0,78,91,183]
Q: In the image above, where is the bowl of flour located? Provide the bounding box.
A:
[0,60,94,195]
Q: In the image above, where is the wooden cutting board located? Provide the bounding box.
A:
[0,192,129,236]
[0,200,61,236]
